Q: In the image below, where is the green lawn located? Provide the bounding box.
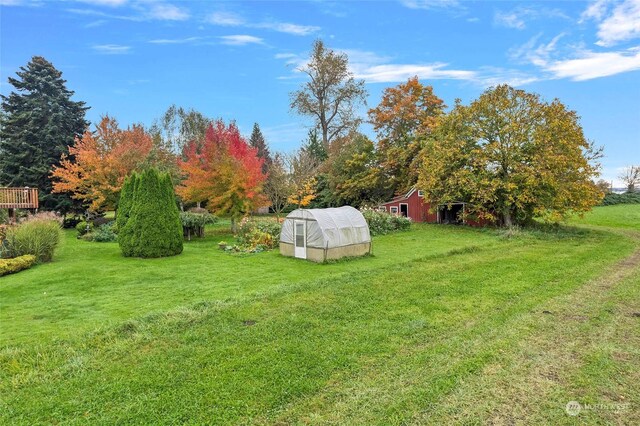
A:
[569,204,640,230]
[1,206,639,424]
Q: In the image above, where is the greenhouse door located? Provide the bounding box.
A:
[294,220,306,259]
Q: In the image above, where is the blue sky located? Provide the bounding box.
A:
[1,0,639,185]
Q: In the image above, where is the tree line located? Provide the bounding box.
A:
[1,41,627,228]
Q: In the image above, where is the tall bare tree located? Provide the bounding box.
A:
[290,40,367,148]
[619,165,640,192]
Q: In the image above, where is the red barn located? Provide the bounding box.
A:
[379,187,489,226]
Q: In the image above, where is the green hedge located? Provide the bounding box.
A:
[118,169,183,258]
[0,254,36,277]
[601,192,640,206]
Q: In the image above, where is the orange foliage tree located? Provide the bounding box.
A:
[177,121,267,231]
[368,76,445,194]
[51,116,174,211]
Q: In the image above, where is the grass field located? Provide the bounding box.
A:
[1,205,639,424]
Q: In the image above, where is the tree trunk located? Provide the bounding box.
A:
[502,209,513,228]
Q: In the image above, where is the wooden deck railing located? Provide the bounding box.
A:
[0,187,39,209]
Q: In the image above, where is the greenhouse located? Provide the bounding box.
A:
[279,206,372,262]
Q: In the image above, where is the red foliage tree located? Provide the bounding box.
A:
[51,116,173,211]
[178,121,267,231]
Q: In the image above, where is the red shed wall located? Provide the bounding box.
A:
[380,191,437,223]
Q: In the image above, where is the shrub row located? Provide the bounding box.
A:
[361,208,412,236]
[0,254,36,277]
[601,192,640,206]
[118,169,183,258]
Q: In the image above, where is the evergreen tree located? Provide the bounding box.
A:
[0,56,89,212]
[248,123,272,174]
[120,169,183,258]
[116,173,137,248]
[301,128,327,166]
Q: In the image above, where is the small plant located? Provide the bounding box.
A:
[62,216,82,229]
[0,208,8,225]
[83,222,118,242]
[181,211,217,240]
[1,214,62,262]
[234,218,281,252]
[0,254,36,276]
[75,221,93,236]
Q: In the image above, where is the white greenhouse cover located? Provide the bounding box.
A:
[280,206,371,249]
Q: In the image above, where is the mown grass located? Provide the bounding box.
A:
[0,223,499,345]
[1,206,638,424]
[568,204,640,230]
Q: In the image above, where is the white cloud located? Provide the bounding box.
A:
[76,0,128,6]
[510,33,566,66]
[494,7,570,30]
[149,36,204,44]
[585,0,640,46]
[581,0,612,21]
[68,1,189,22]
[145,3,189,21]
[276,47,536,87]
[206,11,320,36]
[219,35,264,46]
[206,11,245,26]
[256,22,320,36]
[92,44,131,54]
[513,32,640,81]
[353,63,476,83]
[399,0,461,10]
[494,11,526,30]
[545,48,640,80]
[85,19,108,28]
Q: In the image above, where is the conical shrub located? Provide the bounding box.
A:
[116,173,137,255]
[119,169,183,258]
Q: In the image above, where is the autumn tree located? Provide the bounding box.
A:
[0,56,89,212]
[595,179,612,195]
[369,76,445,195]
[51,116,174,212]
[619,165,640,192]
[323,133,387,207]
[178,121,266,231]
[290,40,367,148]
[418,85,602,227]
[149,104,210,156]
[263,153,293,218]
[287,177,317,208]
[249,123,272,174]
[284,130,328,208]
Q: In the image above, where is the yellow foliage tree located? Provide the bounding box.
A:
[418,85,603,227]
[287,177,317,208]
